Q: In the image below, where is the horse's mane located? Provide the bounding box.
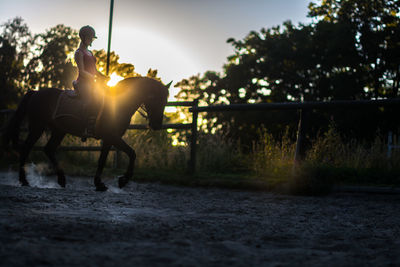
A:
[110,77,169,98]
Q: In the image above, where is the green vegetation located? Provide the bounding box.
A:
[0,17,160,110]
[1,125,399,195]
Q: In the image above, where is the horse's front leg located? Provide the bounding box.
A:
[44,130,66,187]
[111,137,136,188]
[94,141,111,191]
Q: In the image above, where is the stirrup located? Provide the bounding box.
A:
[81,129,89,142]
[81,130,94,142]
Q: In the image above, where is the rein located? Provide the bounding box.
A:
[138,104,148,119]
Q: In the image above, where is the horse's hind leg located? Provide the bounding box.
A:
[44,130,66,187]
[19,126,44,186]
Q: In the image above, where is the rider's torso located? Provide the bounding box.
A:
[77,48,97,82]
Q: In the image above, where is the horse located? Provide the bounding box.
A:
[2,77,170,191]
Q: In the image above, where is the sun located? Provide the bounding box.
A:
[94,27,201,100]
[107,72,124,87]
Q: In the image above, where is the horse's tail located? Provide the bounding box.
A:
[2,90,36,149]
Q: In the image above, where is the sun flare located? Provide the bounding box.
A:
[107,72,124,87]
[98,27,201,101]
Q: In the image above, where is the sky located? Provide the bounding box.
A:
[0,0,312,96]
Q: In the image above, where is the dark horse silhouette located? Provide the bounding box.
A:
[3,77,170,191]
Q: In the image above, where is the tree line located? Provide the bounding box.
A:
[0,17,160,110]
[1,0,400,146]
[176,0,400,145]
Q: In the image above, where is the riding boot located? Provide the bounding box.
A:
[81,115,96,142]
[87,116,96,136]
[81,100,96,142]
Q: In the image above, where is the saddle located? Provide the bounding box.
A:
[52,87,104,139]
[53,90,85,121]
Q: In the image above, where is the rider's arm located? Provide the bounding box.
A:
[75,50,95,80]
[95,70,109,80]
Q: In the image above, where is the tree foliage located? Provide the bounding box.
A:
[0,17,162,109]
[25,24,79,90]
[0,17,32,108]
[176,0,400,143]
[92,49,138,78]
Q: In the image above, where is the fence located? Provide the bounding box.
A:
[2,98,400,173]
[388,131,400,158]
[190,98,400,164]
[0,100,200,173]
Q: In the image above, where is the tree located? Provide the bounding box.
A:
[93,49,138,78]
[176,0,400,144]
[0,17,167,115]
[0,17,33,109]
[24,26,143,90]
[308,0,400,137]
[25,24,79,90]
[308,0,400,98]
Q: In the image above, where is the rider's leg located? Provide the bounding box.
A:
[77,81,96,139]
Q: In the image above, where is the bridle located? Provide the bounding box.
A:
[138,104,148,119]
[137,89,167,121]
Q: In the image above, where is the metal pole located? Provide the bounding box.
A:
[189,99,199,174]
[388,131,393,158]
[294,108,310,164]
[106,0,116,168]
[106,0,114,76]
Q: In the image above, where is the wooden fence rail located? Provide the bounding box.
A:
[190,98,400,112]
[190,98,400,164]
[2,98,400,174]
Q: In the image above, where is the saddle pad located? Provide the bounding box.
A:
[53,90,85,121]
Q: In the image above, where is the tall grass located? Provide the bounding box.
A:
[112,130,245,173]
[306,126,393,169]
[250,127,296,181]
[303,126,400,187]
[2,122,399,193]
[123,130,188,171]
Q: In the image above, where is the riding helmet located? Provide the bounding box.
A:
[79,25,97,39]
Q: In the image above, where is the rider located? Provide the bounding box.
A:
[74,25,107,138]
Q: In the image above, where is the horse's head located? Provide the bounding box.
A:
[143,80,171,130]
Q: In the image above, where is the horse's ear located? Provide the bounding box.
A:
[165,81,173,89]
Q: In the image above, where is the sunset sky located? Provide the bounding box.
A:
[1,0,311,95]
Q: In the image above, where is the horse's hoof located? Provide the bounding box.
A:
[118,175,129,188]
[58,177,66,188]
[20,180,30,187]
[95,183,108,192]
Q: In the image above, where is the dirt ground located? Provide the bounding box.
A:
[0,166,399,266]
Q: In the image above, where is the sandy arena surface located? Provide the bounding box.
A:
[0,166,399,266]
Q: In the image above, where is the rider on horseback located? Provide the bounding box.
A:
[74,25,107,138]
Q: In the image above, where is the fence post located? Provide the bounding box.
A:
[294,108,310,165]
[188,99,199,174]
[388,131,393,158]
